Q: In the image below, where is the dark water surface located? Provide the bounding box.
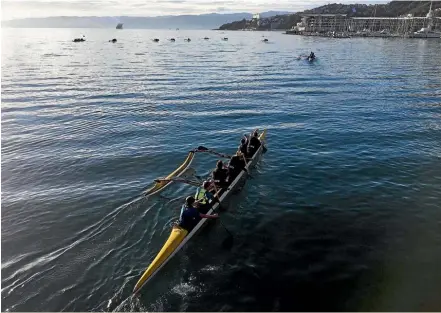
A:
[2,29,441,311]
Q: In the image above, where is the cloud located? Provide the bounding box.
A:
[216,7,228,12]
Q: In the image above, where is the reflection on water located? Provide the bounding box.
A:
[1,28,441,311]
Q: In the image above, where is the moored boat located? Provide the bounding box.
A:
[133,129,267,295]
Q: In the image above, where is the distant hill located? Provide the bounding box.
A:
[259,11,294,18]
[301,1,441,17]
[1,11,293,29]
[218,1,441,30]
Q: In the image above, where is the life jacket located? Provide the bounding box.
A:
[194,187,208,204]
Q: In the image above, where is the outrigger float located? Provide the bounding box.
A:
[133,129,267,295]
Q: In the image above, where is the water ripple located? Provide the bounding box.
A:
[2,29,441,312]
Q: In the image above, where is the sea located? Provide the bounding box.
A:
[1,28,441,312]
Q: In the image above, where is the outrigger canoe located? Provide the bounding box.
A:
[133,129,267,295]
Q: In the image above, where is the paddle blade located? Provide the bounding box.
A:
[221,235,234,250]
[197,146,209,151]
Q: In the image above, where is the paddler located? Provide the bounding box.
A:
[212,160,229,188]
[238,138,248,157]
[228,151,247,183]
[194,181,218,213]
[247,129,262,157]
[243,133,249,145]
[178,196,218,231]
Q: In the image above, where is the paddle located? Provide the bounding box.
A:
[211,183,234,249]
[246,130,254,153]
[219,220,234,249]
[239,153,251,176]
[240,153,248,168]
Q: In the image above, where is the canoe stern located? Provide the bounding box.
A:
[133,225,188,293]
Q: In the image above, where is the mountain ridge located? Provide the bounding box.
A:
[1,11,293,29]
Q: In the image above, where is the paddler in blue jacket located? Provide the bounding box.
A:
[178,196,218,231]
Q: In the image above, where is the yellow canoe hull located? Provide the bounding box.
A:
[133,225,188,293]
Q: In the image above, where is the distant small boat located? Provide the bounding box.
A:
[262,38,269,42]
[204,37,209,40]
[73,36,85,42]
[116,23,123,29]
[109,38,117,43]
[184,38,191,42]
[153,38,159,42]
[169,38,176,42]
[296,54,316,62]
[222,37,228,41]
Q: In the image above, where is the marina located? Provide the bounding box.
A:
[286,4,441,38]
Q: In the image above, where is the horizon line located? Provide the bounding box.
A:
[1,11,299,22]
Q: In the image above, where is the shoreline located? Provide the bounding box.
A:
[214,29,441,39]
[284,30,441,39]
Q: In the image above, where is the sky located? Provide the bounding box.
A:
[1,0,387,20]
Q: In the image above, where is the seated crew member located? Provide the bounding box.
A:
[194,181,218,213]
[228,151,247,183]
[238,138,248,157]
[243,133,249,145]
[178,196,218,231]
[247,130,261,157]
[212,160,229,188]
